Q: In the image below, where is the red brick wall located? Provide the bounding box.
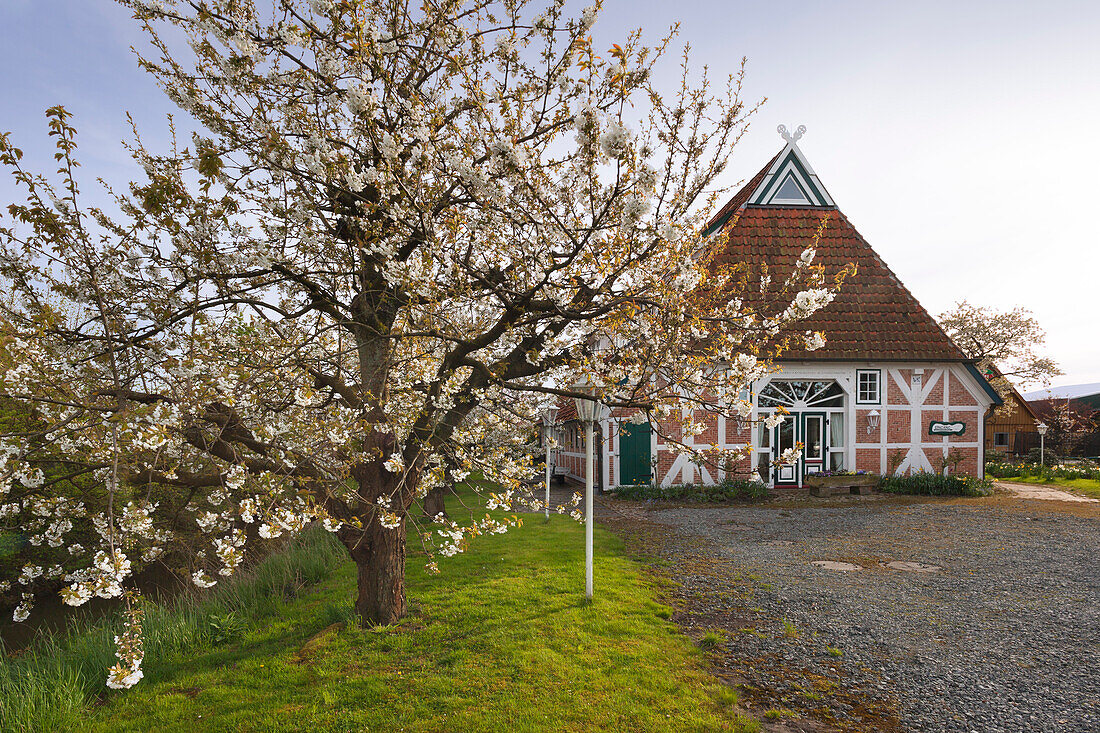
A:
[656,452,676,486]
[950,446,980,476]
[857,409,881,444]
[726,418,751,445]
[921,410,942,437]
[887,371,907,403]
[856,448,880,473]
[728,454,754,478]
[604,365,989,488]
[949,377,977,406]
[949,409,980,437]
[696,410,719,447]
[924,375,944,405]
[922,448,943,473]
[887,410,910,443]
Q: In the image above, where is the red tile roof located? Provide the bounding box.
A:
[556,398,578,422]
[703,151,781,235]
[707,164,968,362]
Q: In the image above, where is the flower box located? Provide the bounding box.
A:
[804,473,879,497]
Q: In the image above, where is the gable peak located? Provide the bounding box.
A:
[777,124,806,144]
[746,125,835,208]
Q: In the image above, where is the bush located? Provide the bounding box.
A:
[879,472,993,497]
[1025,447,1060,465]
[613,477,769,503]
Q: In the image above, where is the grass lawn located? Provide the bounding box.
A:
[87,505,756,732]
[997,474,1100,499]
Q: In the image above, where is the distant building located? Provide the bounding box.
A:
[1024,383,1100,412]
[983,374,1039,457]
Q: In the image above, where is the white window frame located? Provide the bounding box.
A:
[856,369,881,405]
[771,173,811,205]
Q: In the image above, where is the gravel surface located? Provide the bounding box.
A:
[597,493,1100,733]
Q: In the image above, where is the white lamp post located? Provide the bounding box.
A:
[1037,421,1048,466]
[540,405,558,520]
[574,389,608,602]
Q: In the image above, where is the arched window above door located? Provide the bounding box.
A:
[758,380,844,409]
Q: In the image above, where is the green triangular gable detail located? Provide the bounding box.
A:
[748,148,834,208]
[700,143,836,238]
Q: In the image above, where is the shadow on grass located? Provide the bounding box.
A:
[89,496,758,733]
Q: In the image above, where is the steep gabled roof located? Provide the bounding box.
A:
[706,135,969,363]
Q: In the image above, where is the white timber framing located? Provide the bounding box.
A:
[643,361,993,489]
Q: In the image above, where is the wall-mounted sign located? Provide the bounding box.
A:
[929,421,965,436]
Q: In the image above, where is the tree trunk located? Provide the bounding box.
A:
[422,483,449,520]
[345,520,407,626]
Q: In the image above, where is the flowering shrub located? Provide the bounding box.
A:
[879,473,993,497]
[986,461,1100,482]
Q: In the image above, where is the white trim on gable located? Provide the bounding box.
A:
[747,142,836,208]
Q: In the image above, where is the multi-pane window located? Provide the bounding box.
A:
[856,370,880,404]
[994,432,1009,448]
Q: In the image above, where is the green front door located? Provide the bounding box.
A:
[619,422,652,485]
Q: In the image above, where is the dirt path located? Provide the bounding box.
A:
[995,480,1098,503]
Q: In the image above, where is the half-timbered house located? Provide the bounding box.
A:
[553,128,1001,494]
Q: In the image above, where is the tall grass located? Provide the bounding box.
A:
[0,526,346,733]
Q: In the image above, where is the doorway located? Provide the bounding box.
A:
[618,422,652,485]
[758,380,846,487]
[769,412,827,486]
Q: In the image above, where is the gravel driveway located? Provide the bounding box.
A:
[597,493,1100,732]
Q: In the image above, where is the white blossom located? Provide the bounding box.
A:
[383,453,404,473]
[12,594,34,623]
[191,569,217,589]
[599,120,631,160]
[579,6,598,31]
[804,331,827,351]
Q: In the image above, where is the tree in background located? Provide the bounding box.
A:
[0,0,841,688]
[1034,399,1096,460]
[938,300,1061,409]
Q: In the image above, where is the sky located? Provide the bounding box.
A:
[1,1,1098,389]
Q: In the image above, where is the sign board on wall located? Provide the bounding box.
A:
[928,421,965,436]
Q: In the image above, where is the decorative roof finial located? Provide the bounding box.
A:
[777,124,806,144]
